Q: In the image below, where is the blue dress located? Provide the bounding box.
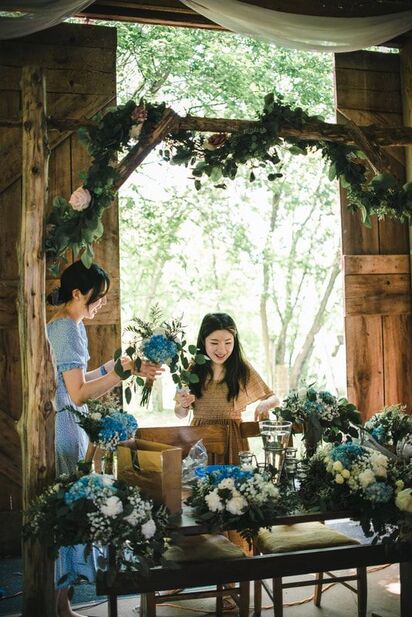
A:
[47,318,98,587]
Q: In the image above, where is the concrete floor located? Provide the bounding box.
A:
[3,563,400,617]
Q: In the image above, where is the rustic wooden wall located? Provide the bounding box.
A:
[335,50,412,420]
[0,23,119,549]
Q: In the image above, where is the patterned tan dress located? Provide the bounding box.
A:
[191,364,273,464]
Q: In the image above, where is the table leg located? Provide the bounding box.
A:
[108,593,118,617]
[400,561,412,617]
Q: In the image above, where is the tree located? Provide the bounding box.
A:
[114,23,344,410]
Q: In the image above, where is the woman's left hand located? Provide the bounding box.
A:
[254,403,270,422]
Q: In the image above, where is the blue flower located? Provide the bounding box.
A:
[143,334,177,364]
[64,474,116,504]
[371,427,385,443]
[364,482,393,503]
[195,464,253,484]
[330,443,366,468]
[98,412,138,444]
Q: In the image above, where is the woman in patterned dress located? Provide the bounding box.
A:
[175,313,279,465]
[47,260,161,617]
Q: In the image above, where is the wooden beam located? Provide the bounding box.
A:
[4,114,412,146]
[17,66,56,617]
[114,107,180,189]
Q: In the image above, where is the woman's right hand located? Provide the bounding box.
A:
[137,360,164,380]
[176,390,196,409]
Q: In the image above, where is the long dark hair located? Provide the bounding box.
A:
[190,313,250,401]
[46,261,110,306]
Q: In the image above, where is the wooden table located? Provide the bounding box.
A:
[96,505,412,617]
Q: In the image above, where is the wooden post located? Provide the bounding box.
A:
[17,66,57,617]
[400,37,412,291]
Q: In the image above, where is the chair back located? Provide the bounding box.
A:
[136,424,227,463]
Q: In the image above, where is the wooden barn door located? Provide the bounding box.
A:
[0,23,120,553]
[335,49,412,420]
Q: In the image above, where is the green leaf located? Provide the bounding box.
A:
[194,179,201,191]
[125,346,135,358]
[114,358,131,380]
[114,348,122,361]
[194,354,207,365]
[189,373,199,383]
[125,387,132,405]
[188,344,197,355]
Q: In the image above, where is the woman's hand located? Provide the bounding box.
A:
[177,390,196,409]
[137,360,164,380]
[254,403,270,422]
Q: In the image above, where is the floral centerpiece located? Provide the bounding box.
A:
[187,465,290,545]
[114,305,208,406]
[275,385,361,456]
[24,471,169,581]
[68,394,138,452]
[299,442,403,540]
[364,404,412,460]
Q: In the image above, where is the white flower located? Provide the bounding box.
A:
[90,412,102,420]
[226,495,248,516]
[335,474,344,484]
[218,478,235,490]
[153,327,167,336]
[100,496,123,517]
[69,186,91,211]
[333,461,343,472]
[396,480,405,492]
[205,489,224,512]
[101,474,115,487]
[129,124,143,141]
[358,469,375,489]
[341,469,351,479]
[395,488,412,513]
[141,519,156,539]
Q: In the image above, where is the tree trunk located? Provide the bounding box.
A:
[17,66,56,617]
[290,250,341,388]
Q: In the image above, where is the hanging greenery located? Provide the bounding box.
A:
[45,100,165,275]
[45,93,412,273]
[163,93,412,228]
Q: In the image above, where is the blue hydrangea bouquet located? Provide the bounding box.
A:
[114,305,208,407]
[67,394,138,452]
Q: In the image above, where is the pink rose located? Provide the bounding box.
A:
[204,133,227,151]
[131,105,147,123]
[69,187,91,211]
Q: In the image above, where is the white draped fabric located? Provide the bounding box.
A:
[0,0,93,39]
[181,0,412,52]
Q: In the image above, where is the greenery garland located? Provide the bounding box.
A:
[163,93,412,227]
[45,100,164,275]
[45,93,412,273]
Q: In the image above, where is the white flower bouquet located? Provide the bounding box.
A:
[187,465,288,545]
[300,442,403,540]
[276,385,361,456]
[24,471,169,581]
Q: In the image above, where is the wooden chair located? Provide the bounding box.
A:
[253,522,367,617]
[133,424,250,617]
[136,424,227,463]
[239,424,367,617]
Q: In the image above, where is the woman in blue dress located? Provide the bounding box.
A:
[47,260,161,617]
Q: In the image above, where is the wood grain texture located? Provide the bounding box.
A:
[344,255,410,275]
[345,315,384,420]
[17,65,55,616]
[345,273,411,315]
[383,315,412,411]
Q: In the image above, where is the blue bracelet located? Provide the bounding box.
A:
[100,364,108,376]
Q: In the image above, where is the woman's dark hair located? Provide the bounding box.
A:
[190,313,250,401]
[46,261,110,306]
